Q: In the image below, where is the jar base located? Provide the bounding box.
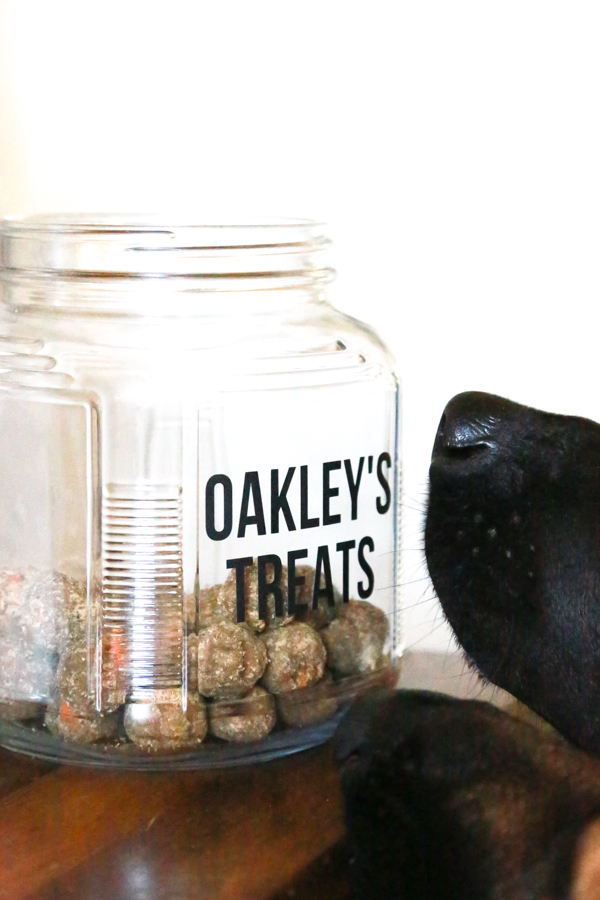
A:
[0,664,399,770]
[0,708,344,771]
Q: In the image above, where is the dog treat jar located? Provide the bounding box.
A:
[0,215,399,768]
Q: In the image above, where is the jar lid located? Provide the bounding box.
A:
[0,215,331,278]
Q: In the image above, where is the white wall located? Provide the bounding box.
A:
[1,0,600,650]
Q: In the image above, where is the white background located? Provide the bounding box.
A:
[1,0,599,651]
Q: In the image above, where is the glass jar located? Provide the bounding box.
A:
[0,215,400,769]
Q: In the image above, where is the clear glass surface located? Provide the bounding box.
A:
[0,216,400,768]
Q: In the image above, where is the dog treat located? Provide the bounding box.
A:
[261,622,327,693]
[0,635,57,710]
[205,563,293,632]
[0,569,90,706]
[276,671,339,727]
[0,565,393,755]
[0,570,36,654]
[45,702,119,744]
[196,585,221,629]
[56,643,123,715]
[196,621,267,700]
[0,569,87,650]
[187,633,198,692]
[30,570,89,648]
[0,568,95,717]
[209,686,276,743]
[293,565,341,630]
[183,594,196,634]
[124,694,208,752]
[46,619,122,743]
[0,699,44,722]
[321,600,389,676]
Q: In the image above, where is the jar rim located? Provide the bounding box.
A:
[0,214,331,279]
[1,213,325,235]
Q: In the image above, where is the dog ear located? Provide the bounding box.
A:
[571,819,600,900]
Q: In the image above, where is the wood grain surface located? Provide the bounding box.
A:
[0,652,497,900]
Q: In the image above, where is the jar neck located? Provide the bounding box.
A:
[0,216,334,317]
[0,276,332,319]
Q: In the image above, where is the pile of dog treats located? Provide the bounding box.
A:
[0,564,391,752]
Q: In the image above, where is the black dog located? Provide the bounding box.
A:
[336,392,600,899]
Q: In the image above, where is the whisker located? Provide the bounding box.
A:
[400,597,439,611]
[402,618,450,651]
[474,613,515,701]
[395,575,432,588]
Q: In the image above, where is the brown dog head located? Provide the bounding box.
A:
[336,688,600,900]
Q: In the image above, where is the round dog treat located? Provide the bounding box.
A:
[57,643,123,715]
[45,701,119,744]
[187,633,199,692]
[290,564,316,609]
[0,569,59,651]
[209,563,293,632]
[261,623,327,693]
[0,568,27,601]
[183,593,198,633]
[320,600,389,676]
[197,585,222,629]
[209,686,276,743]
[0,636,57,706]
[0,568,89,703]
[124,695,208,752]
[196,621,267,700]
[293,565,341,630]
[23,570,89,650]
[276,671,339,727]
[0,699,44,722]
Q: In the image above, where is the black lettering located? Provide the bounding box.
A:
[258,554,283,618]
[344,457,365,521]
[226,556,254,622]
[237,471,267,537]
[287,548,309,614]
[336,540,356,603]
[271,467,296,533]
[312,545,335,608]
[205,474,233,541]
[300,465,319,529]
[357,536,375,598]
[376,453,392,514]
[323,460,342,526]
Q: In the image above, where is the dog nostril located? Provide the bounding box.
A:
[438,443,490,462]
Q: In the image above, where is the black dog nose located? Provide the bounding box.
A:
[435,392,512,450]
[432,392,522,466]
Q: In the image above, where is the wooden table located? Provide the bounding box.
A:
[0,652,512,900]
